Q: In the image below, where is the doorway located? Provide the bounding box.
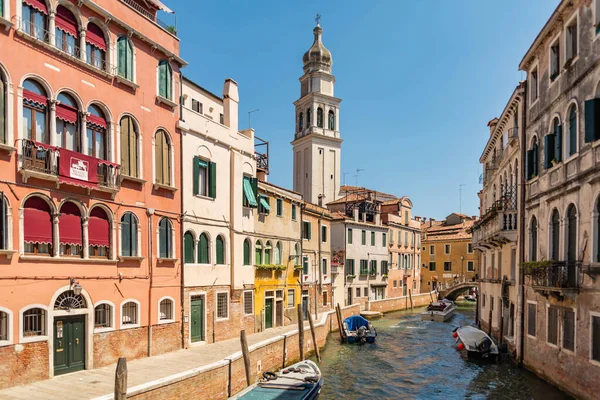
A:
[190,295,205,343]
[347,287,352,306]
[302,291,309,320]
[265,298,274,329]
[53,316,85,376]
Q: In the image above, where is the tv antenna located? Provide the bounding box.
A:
[355,169,365,186]
[459,184,466,214]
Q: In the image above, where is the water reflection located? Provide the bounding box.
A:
[313,304,570,400]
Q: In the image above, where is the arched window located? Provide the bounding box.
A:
[596,197,600,263]
[89,207,110,258]
[255,240,263,265]
[183,231,194,263]
[568,105,577,156]
[121,301,139,327]
[158,60,173,100]
[275,242,282,265]
[306,108,311,127]
[0,194,7,251]
[317,107,323,128]
[117,36,134,81]
[21,0,48,41]
[264,241,272,264]
[550,209,560,261]
[56,92,79,151]
[94,303,112,329]
[23,196,52,255]
[243,238,251,266]
[159,298,173,321]
[298,112,303,131]
[85,22,106,70]
[158,217,173,259]
[0,310,10,342]
[155,129,171,186]
[198,232,209,264]
[22,307,46,337]
[55,5,78,57]
[552,118,562,162]
[328,110,335,130]
[216,235,225,265]
[566,204,577,262]
[527,137,539,180]
[121,212,138,257]
[87,104,107,160]
[0,69,6,145]
[530,216,538,261]
[120,116,139,178]
[59,201,82,257]
[23,79,48,143]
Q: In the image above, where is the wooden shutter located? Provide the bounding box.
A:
[129,118,137,177]
[526,150,532,179]
[125,39,133,81]
[0,80,4,144]
[198,234,208,264]
[120,117,129,176]
[555,125,562,162]
[544,134,555,169]
[251,177,258,200]
[155,130,162,183]
[216,236,224,264]
[209,161,217,198]
[158,62,166,98]
[159,219,167,258]
[166,63,172,100]
[117,38,126,77]
[162,132,170,185]
[184,232,194,263]
[585,99,600,143]
[243,240,250,265]
[307,222,311,240]
[131,214,137,256]
[533,145,539,176]
[121,213,131,257]
[193,156,199,195]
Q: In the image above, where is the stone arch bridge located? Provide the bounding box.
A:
[438,280,479,301]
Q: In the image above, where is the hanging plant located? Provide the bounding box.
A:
[521,260,553,275]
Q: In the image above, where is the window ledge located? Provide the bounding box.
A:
[156,95,178,109]
[157,257,177,263]
[19,168,59,184]
[118,256,144,262]
[158,319,175,325]
[120,324,141,330]
[0,250,17,259]
[121,175,146,185]
[21,336,48,344]
[564,153,579,164]
[93,327,115,334]
[153,183,178,192]
[0,340,13,347]
[0,16,14,31]
[20,255,117,264]
[194,194,215,201]
[0,143,15,154]
[115,75,139,90]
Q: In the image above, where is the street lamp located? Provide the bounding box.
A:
[70,277,82,295]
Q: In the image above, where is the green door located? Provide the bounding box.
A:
[191,296,204,342]
[265,298,273,329]
[54,316,85,376]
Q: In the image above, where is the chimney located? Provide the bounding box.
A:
[487,117,499,136]
[223,78,239,133]
[257,170,267,182]
[429,218,435,228]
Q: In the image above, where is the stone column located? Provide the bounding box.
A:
[53,214,60,257]
[79,29,87,62]
[49,100,57,147]
[49,12,56,47]
[80,111,88,155]
[82,217,89,260]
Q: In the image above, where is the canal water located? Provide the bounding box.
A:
[313,303,570,400]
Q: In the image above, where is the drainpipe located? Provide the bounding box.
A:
[230,151,236,301]
[179,94,186,349]
[147,208,155,357]
[518,85,527,367]
[300,201,304,313]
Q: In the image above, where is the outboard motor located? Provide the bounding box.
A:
[477,337,492,358]
[357,326,367,343]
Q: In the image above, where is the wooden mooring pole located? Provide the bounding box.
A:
[282,335,287,369]
[307,311,321,362]
[409,289,414,310]
[297,306,305,361]
[240,330,252,386]
[335,303,345,343]
[114,357,127,400]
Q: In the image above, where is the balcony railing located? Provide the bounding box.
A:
[508,127,518,142]
[331,265,339,275]
[120,0,178,36]
[529,261,581,290]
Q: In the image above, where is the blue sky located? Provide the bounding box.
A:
[162,0,557,219]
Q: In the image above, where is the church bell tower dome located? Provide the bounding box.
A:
[302,23,332,73]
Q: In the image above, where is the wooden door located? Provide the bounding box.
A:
[275,300,283,327]
[191,296,204,342]
[265,298,273,329]
[54,316,85,376]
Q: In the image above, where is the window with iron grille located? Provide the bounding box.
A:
[94,304,112,329]
[122,302,138,326]
[287,289,295,308]
[444,244,451,254]
[0,311,8,341]
[360,260,368,275]
[429,262,436,271]
[592,315,600,362]
[322,292,327,307]
[467,261,475,272]
[159,299,173,321]
[562,309,575,351]
[547,306,559,345]
[444,262,452,272]
[244,291,253,315]
[429,245,435,255]
[217,293,228,319]
[23,308,46,337]
[363,287,368,297]
[527,303,536,337]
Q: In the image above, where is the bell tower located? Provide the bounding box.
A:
[292,17,342,206]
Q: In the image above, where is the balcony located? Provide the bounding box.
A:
[473,193,517,249]
[330,265,339,275]
[20,140,121,197]
[527,261,582,294]
[120,0,178,36]
[508,127,518,145]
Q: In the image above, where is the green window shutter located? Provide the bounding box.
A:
[308,222,311,240]
[209,161,217,198]
[166,63,172,100]
[117,38,126,77]
[544,134,555,169]
[555,125,562,162]
[243,240,250,265]
[120,117,129,176]
[348,228,352,244]
[198,234,209,264]
[130,215,137,256]
[0,79,4,144]
[159,220,167,258]
[121,213,131,257]
[193,156,200,195]
[216,236,224,264]
[292,204,296,220]
[158,61,166,97]
[251,177,258,201]
[184,232,194,263]
[526,150,533,179]
[533,144,539,176]
[585,99,600,143]
[125,39,133,80]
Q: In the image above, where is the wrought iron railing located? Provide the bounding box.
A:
[120,0,177,36]
[530,261,581,289]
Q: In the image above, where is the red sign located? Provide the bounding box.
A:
[58,148,99,188]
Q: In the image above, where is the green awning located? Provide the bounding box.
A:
[243,178,258,207]
[259,196,271,211]
[198,159,208,168]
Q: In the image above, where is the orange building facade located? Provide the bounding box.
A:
[0,0,185,388]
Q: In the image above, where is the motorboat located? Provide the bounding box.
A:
[465,294,477,302]
[343,315,377,344]
[420,299,456,322]
[230,359,323,399]
[453,326,499,362]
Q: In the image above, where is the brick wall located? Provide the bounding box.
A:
[126,304,361,399]
[151,322,182,356]
[0,341,49,389]
[366,291,437,313]
[94,327,149,368]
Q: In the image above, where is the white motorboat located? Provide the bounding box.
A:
[453,325,499,362]
[420,299,456,322]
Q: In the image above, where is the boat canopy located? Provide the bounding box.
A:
[344,315,369,331]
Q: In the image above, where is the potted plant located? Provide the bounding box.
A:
[551,158,557,167]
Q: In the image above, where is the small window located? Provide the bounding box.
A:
[345,259,355,275]
[287,289,295,308]
[291,204,297,220]
[0,310,9,341]
[155,129,172,186]
[592,315,600,362]
[158,218,173,259]
[94,304,112,329]
[444,244,451,254]
[382,233,387,247]
[220,113,224,125]
[322,258,327,275]
[242,175,258,208]
[192,99,203,114]
[158,60,173,100]
[321,225,327,243]
[193,157,216,198]
[468,243,473,254]
[216,235,225,265]
[159,298,174,321]
[369,260,377,275]
[550,39,560,81]
[363,287,368,297]
[302,256,309,275]
[467,261,475,272]
[117,36,134,81]
[322,291,328,307]
[121,212,139,257]
[23,308,46,337]
[359,259,368,275]
[302,221,311,240]
[361,230,366,245]
[243,238,251,266]
[565,18,578,62]
[562,309,575,351]
[444,262,452,272]
[347,228,353,244]
[429,245,435,255]
[121,301,138,326]
[530,67,539,104]
[371,232,375,246]
[547,306,559,345]
[276,198,283,216]
[527,303,536,337]
[217,293,228,319]
[429,262,436,271]
[244,291,253,315]
[258,195,271,215]
[393,280,397,288]
[356,288,360,298]
[404,211,409,224]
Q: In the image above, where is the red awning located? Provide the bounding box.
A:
[87,114,107,129]
[23,90,47,107]
[56,103,78,124]
[55,5,78,37]
[23,0,48,15]
[86,23,106,51]
[89,208,110,247]
[23,197,52,244]
[59,202,82,245]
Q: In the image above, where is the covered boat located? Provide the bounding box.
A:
[421,298,456,322]
[343,315,377,344]
[453,325,499,362]
[230,360,323,400]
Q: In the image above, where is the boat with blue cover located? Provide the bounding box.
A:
[230,360,323,400]
[343,315,377,344]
